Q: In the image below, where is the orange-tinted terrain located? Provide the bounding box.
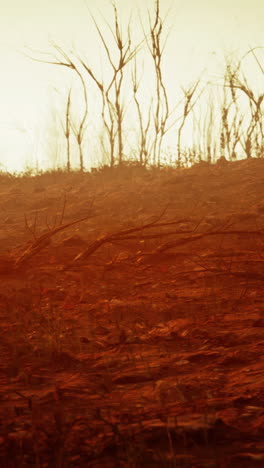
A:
[0,158,263,467]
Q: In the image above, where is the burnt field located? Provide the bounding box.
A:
[0,158,263,467]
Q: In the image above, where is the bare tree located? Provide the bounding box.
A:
[79,4,141,166]
[131,59,152,166]
[29,43,88,172]
[204,99,214,164]
[177,80,201,167]
[144,0,170,166]
[59,88,72,172]
[218,62,244,160]
[223,52,264,159]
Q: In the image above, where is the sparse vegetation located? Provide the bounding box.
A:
[26,1,264,173]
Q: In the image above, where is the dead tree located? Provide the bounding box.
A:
[177,80,201,167]
[144,0,170,166]
[79,4,141,166]
[29,43,88,172]
[223,51,264,159]
[131,59,152,166]
[59,88,72,172]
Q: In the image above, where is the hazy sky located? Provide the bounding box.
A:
[0,0,263,171]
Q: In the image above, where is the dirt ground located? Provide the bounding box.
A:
[0,158,263,467]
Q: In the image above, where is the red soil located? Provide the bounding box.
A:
[0,158,263,467]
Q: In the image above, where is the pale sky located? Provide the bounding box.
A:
[0,0,263,172]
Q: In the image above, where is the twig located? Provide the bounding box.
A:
[15,214,93,269]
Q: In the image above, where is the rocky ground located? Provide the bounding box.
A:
[0,158,263,467]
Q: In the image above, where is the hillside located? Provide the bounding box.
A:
[0,158,263,467]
